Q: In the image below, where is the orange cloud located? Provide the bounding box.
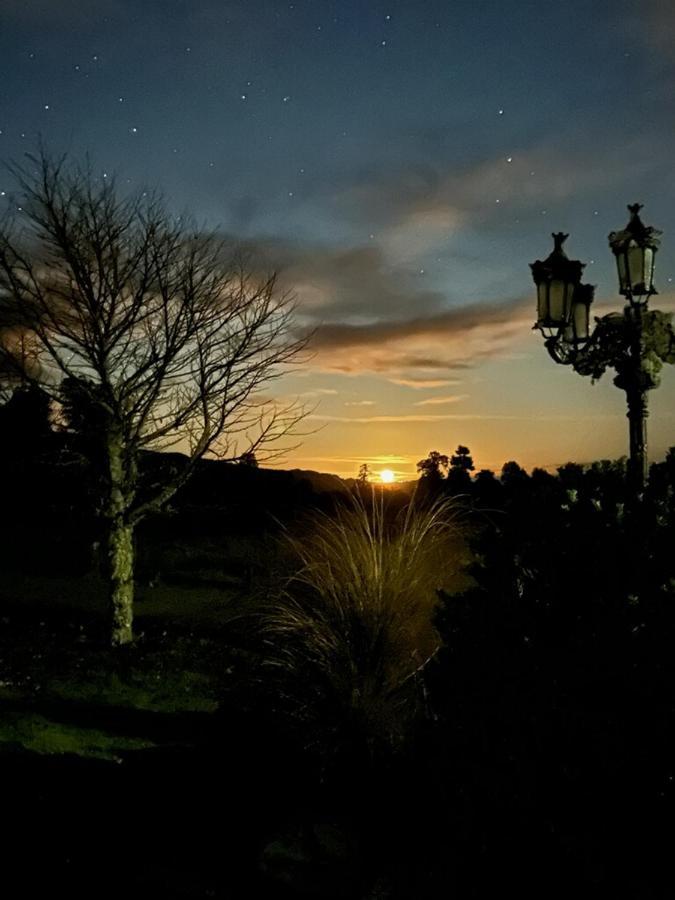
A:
[305,298,532,379]
[388,377,462,389]
[414,394,469,406]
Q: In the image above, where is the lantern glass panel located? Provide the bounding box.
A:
[643,247,654,292]
[616,253,628,293]
[628,242,644,292]
[548,279,568,324]
[537,283,549,322]
[572,298,589,341]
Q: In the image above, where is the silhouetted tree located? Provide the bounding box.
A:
[417,450,449,484]
[556,461,585,502]
[0,151,306,644]
[0,383,52,460]
[500,460,529,489]
[447,444,474,494]
[473,467,503,509]
[357,462,371,483]
[450,445,474,472]
[237,450,259,467]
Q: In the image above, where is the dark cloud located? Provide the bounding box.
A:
[326,139,664,237]
[307,298,529,351]
[301,298,531,377]
[634,1,675,58]
[226,234,451,321]
[219,229,531,380]
[1,0,123,23]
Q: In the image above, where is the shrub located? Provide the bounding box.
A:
[260,487,463,761]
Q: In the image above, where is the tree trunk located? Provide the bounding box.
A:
[106,516,135,646]
[104,428,137,646]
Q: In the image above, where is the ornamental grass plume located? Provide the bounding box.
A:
[261,486,464,757]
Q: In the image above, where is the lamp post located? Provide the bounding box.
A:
[530,205,675,499]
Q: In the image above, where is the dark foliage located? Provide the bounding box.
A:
[417,454,675,898]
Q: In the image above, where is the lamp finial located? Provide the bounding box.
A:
[552,232,568,253]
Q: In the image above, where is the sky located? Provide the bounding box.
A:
[1,0,674,479]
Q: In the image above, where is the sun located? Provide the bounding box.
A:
[380,468,395,484]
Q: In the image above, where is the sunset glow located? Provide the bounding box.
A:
[380,469,395,484]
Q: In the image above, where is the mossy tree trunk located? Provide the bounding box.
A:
[104,427,137,646]
[106,515,135,645]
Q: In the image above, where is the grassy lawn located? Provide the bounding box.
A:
[0,572,257,760]
[0,517,474,763]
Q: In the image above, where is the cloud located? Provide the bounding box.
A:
[388,377,462,389]
[310,413,525,424]
[324,136,668,254]
[291,454,415,465]
[305,297,532,378]
[231,235,450,321]
[1,0,122,23]
[222,233,533,387]
[414,395,469,407]
[297,388,338,397]
[309,298,528,349]
[344,400,375,407]
[310,412,627,425]
[633,2,675,60]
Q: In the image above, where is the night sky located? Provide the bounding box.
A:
[2,0,674,478]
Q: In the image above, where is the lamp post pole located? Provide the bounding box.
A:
[530,205,675,502]
[624,303,649,494]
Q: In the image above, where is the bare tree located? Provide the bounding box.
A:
[0,152,306,644]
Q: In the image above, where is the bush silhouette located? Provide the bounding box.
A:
[260,487,463,766]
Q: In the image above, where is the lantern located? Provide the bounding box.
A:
[608,203,661,301]
[530,232,585,338]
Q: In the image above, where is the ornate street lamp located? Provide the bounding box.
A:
[530,205,675,498]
